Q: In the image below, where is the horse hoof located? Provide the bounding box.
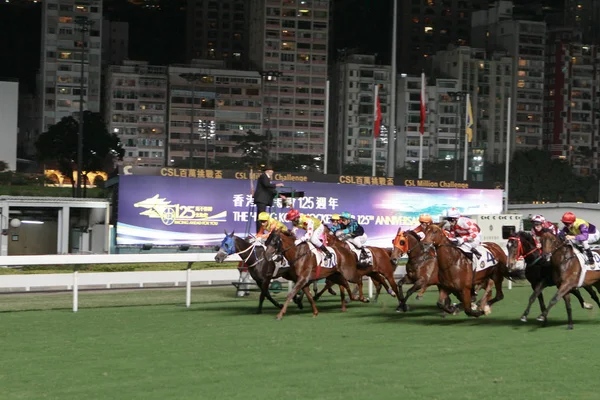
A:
[361,298,370,303]
[277,304,283,309]
[567,324,574,330]
[416,295,423,301]
[470,302,478,311]
[483,305,491,315]
[584,302,593,310]
[536,315,546,322]
[313,313,319,318]
[520,315,527,322]
[328,289,337,296]
[276,316,283,321]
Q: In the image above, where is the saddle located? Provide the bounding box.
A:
[346,242,373,266]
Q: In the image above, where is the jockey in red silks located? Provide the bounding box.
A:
[442,207,482,260]
[560,212,600,265]
[529,214,557,247]
[286,209,332,260]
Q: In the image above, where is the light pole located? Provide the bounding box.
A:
[260,70,282,164]
[180,73,204,169]
[74,16,93,198]
[448,91,467,181]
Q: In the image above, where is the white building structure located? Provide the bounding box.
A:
[0,80,19,171]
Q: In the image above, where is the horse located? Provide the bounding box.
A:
[214,231,296,314]
[421,224,507,317]
[391,229,439,312]
[506,231,599,323]
[539,231,600,329]
[311,228,402,307]
[264,229,366,320]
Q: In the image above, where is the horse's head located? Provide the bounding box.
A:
[391,228,409,264]
[506,231,536,275]
[540,231,562,263]
[214,230,236,263]
[264,229,284,262]
[421,224,447,252]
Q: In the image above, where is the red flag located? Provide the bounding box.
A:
[374,84,381,138]
[419,73,426,135]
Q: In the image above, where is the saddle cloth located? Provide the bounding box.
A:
[571,247,600,288]
[472,245,497,272]
[347,242,373,265]
[307,243,337,268]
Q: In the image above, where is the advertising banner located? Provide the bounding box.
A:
[117,175,502,247]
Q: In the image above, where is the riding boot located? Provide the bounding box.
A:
[319,245,333,260]
[585,249,595,265]
[471,248,482,259]
[360,248,368,260]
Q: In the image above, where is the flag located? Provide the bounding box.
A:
[373,84,381,138]
[419,73,426,135]
[466,94,473,143]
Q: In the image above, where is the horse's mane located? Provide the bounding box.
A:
[517,231,536,247]
[404,230,421,242]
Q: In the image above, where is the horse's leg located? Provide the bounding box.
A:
[313,279,334,301]
[477,278,495,315]
[415,285,428,300]
[302,285,319,317]
[571,288,591,309]
[276,276,310,320]
[540,283,574,328]
[398,283,420,312]
[436,288,457,315]
[255,278,266,314]
[462,284,484,318]
[520,281,546,322]
[260,278,283,311]
[485,269,505,307]
[581,286,599,308]
[312,281,319,296]
[563,293,574,330]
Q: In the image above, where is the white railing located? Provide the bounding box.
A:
[0,253,242,312]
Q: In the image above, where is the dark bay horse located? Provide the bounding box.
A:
[506,231,599,323]
[421,224,507,317]
[214,231,297,314]
[264,229,365,320]
[539,232,600,329]
[391,229,439,311]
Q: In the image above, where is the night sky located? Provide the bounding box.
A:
[0,0,394,94]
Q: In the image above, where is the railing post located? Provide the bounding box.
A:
[73,271,79,313]
[186,262,192,308]
[368,277,373,299]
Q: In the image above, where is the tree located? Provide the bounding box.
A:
[35,112,124,196]
[231,129,270,167]
[0,160,8,172]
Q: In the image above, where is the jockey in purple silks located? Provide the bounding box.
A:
[560,212,600,265]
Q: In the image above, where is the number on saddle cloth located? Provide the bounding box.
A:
[473,247,496,272]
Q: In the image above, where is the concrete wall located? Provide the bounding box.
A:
[508,203,600,226]
[0,80,18,170]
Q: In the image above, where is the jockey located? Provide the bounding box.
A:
[560,212,600,265]
[443,207,482,260]
[529,214,557,247]
[329,213,342,233]
[336,211,368,259]
[413,213,433,240]
[256,211,288,240]
[285,209,332,260]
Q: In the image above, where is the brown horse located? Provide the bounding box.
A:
[311,228,402,307]
[391,229,439,311]
[505,231,600,323]
[421,224,507,317]
[539,231,600,329]
[264,229,365,320]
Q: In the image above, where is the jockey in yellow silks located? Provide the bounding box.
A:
[256,212,288,239]
[285,209,332,260]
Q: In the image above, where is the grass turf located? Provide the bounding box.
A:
[1,284,600,400]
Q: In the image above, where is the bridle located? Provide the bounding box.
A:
[507,234,542,266]
[266,232,312,265]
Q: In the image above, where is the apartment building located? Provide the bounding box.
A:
[39,0,103,134]
[545,28,599,175]
[104,61,168,167]
[248,0,330,160]
[330,54,392,173]
[167,64,262,165]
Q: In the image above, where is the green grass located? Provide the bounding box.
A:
[1,284,600,400]
[0,261,239,275]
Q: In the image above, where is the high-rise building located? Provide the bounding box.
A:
[104,61,168,168]
[39,0,103,135]
[167,64,263,166]
[433,46,514,165]
[186,0,248,69]
[398,0,488,76]
[545,28,599,175]
[473,2,546,152]
[330,53,391,173]
[102,19,129,68]
[248,0,330,160]
[564,0,600,44]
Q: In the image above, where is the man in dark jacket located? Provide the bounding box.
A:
[253,165,284,233]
